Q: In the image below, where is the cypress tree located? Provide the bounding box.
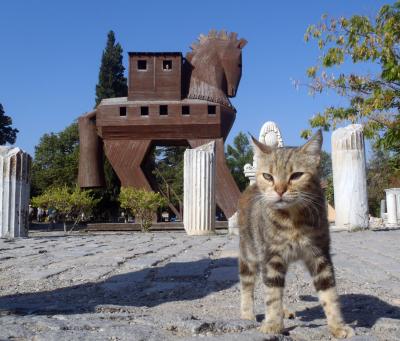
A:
[0,103,18,145]
[95,31,127,106]
[93,30,127,220]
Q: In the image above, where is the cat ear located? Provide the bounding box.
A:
[250,134,272,155]
[300,129,323,154]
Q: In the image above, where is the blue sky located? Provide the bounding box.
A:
[0,0,391,156]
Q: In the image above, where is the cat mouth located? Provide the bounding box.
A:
[274,200,289,208]
[274,198,296,208]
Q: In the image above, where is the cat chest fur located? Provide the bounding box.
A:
[266,226,313,262]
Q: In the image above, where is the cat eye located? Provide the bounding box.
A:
[289,172,304,181]
[262,173,274,182]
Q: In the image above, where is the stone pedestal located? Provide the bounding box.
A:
[385,189,400,227]
[0,147,31,238]
[243,164,256,186]
[331,124,368,230]
[183,141,216,235]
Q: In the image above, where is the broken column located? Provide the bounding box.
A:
[183,141,216,235]
[331,124,369,230]
[0,147,32,238]
[385,189,400,227]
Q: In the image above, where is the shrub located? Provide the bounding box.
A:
[31,186,97,232]
[119,187,166,231]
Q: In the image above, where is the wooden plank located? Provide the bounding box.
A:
[103,140,152,189]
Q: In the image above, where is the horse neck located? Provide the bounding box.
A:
[187,48,232,107]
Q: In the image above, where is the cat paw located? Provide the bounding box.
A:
[258,321,284,334]
[283,308,295,319]
[240,311,256,321]
[329,324,355,339]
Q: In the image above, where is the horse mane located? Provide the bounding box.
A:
[187,30,247,61]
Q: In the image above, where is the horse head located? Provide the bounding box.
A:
[186,30,247,107]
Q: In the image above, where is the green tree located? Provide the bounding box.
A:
[153,146,185,207]
[95,30,127,106]
[226,132,254,191]
[0,103,18,145]
[302,2,400,157]
[31,186,97,232]
[320,151,334,206]
[31,123,79,196]
[367,147,400,216]
[119,187,166,231]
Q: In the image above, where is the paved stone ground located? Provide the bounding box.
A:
[0,229,399,341]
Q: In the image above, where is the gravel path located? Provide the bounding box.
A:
[0,229,399,340]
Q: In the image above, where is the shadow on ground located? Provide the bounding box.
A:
[0,257,238,316]
[297,294,400,328]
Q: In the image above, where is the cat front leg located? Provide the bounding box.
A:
[318,287,354,338]
[305,255,355,339]
[239,258,257,320]
[259,256,287,334]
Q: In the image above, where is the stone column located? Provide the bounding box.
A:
[331,124,369,230]
[385,189,399,227]
[380,199,386,218]
[0,147,32,238]
[183,141,216,235]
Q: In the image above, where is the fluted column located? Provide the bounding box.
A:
[183,141,216,235]
[0,147,32,238]
[332,124,368,230]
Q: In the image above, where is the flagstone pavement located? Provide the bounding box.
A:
[0,229,399,340]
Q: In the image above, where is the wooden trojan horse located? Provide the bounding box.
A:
[78,30,247,219]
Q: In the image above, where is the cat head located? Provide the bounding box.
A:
[251,130,323,210]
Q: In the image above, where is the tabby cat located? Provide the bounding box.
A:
[238,130,354,338]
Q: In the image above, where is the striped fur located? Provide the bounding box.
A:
[238,131,354,338]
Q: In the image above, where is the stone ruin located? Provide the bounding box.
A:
[183,141,216,235]
[331,124,369,230]
[0,146,31,238]
[382,188,400,227]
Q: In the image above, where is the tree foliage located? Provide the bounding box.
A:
[367,147,400,216]
[319,151,334,206]
[95,30,127,106]
[119,187,166,231]
[31,186,98,232]
[93,30,128,218]
[0,103,18,145]
[302,2,400,157]
[31,122,79,196]
[226,132,254,191]
[153,146,185,207]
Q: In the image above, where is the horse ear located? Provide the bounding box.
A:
[237,39,247,49]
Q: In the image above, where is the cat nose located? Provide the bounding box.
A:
[275,184,287,197]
